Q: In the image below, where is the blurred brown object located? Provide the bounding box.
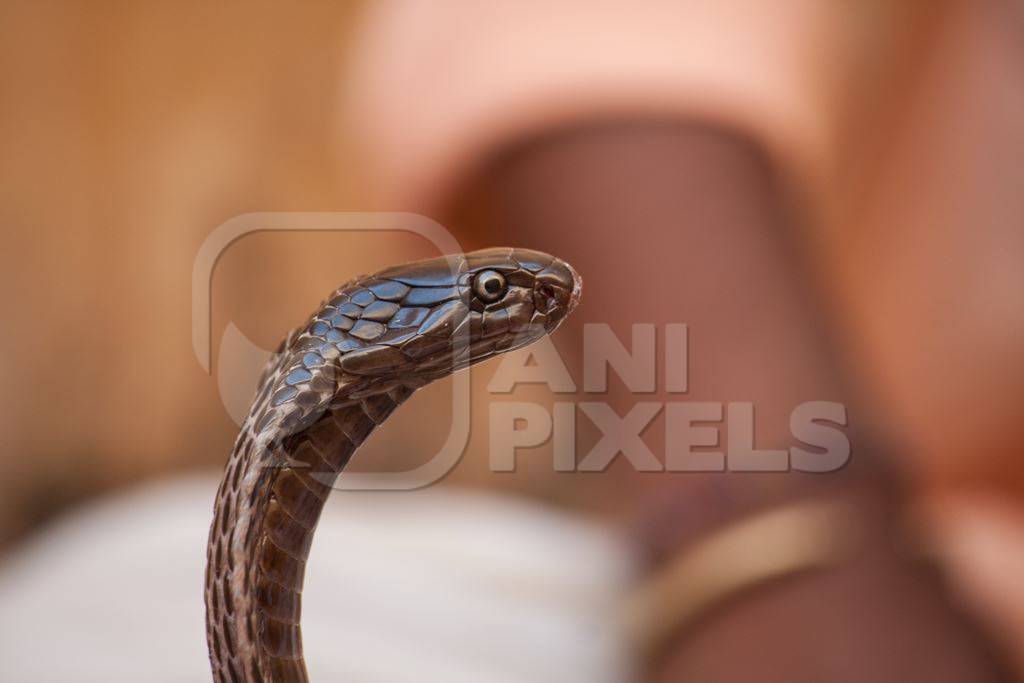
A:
[828,0,1024,495]
[0,0,373,548]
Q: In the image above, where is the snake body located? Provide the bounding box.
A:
[205,248,581,682]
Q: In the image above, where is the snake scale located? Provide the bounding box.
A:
[205,248,582,682]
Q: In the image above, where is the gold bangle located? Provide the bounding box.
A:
[623,499,864,660]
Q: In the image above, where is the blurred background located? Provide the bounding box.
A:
[1,1,1023,681]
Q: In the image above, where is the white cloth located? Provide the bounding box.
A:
[0,477,630,682]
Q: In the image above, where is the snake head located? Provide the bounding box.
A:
[253,248,580,438]
[322,247,582,381]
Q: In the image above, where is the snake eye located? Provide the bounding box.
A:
[473,270,507,303]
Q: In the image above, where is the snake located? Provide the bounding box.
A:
[205,247,581,682]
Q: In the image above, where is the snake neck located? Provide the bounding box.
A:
[205,386,414,683]
[204,248,579,682]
